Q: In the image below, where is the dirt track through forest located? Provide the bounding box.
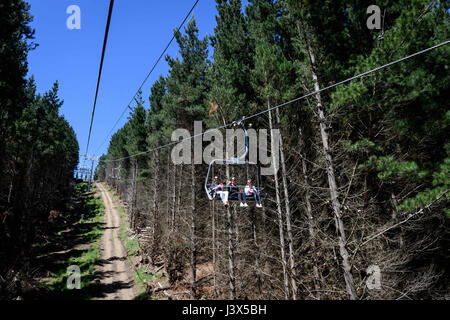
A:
[94,183,136,300]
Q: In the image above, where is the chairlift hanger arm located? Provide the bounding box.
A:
[204,116,251,199]
[204,115,264,202]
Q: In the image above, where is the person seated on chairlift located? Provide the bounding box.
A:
[243,179,263,208]
[210,176,229,206]
[228,177,247,207]
[228,177,243,203]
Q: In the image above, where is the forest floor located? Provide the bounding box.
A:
[20,182,137,299]
[21,183,104,299]
[17,181,230,300]
[98,183,218,300]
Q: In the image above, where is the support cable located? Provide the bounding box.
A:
[85,0,115,155]
[103,39,450,163]
[93,0,200,156]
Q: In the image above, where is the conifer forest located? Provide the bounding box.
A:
[0,0,449,301]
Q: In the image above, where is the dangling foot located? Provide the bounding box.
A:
[240,202,244,207]
[244,203,248,207]
[224,202,229,207]
[256,203,262,208]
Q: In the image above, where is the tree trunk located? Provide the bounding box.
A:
[299,127,321,298]
[133,162,138,230]
[306,41,357,300]
[275,107,297,299]
[267,99,290,300]
[212,199,217,297]
[129,161,137,230]
[222,116,236,300]
[190,162,197,299]
[170,163,176,232]
[7,175,14,205]
[391,192,404,248]
[152,150,160,254]
[251,206,262,295]
[177,165,183,216]
[223,115,236,300]
[166,152,171,229]
[226,204,236,300]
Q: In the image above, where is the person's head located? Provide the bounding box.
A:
[213,176,219,183]
[247,179,252,186]
[231,177,236,185]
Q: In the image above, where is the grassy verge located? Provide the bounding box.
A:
[117,212,146,297]
[106,184,120,203]
[26,182,105,300]
[118,213,140,256]
[117,210,166,299]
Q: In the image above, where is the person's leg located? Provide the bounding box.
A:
[238,192,245,206]
[252,192,261,207]
[217,191,226,204]
[223,191,229,203]
[242,192,247,204]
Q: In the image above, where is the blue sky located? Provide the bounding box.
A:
[26,0,227,168]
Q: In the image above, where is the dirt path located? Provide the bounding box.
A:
[94,182,136,300]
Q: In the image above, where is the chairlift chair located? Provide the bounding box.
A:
[204,117,267,203]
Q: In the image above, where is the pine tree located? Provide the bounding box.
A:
[207,0,255,125]
[247,0,298,299]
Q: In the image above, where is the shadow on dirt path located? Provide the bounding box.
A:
[22,182,135,300]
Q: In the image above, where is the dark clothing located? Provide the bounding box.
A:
[229,184,240,197]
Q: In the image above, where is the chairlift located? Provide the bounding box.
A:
[76,165,91,181]
[204,117,267,203]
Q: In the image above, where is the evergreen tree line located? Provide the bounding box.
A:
[96,0,449,299]
[0,0,79,289]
